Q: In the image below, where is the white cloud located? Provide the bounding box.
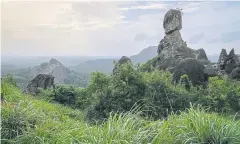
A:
[119,2,168,11]
[1,1,240,57]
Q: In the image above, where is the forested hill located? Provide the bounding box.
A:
[70,46,158,74]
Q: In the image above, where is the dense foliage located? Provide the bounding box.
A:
[1,61,240,143]
[16,61,240,122]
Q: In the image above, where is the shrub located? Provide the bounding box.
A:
[54,85,77,106]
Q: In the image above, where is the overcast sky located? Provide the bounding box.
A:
[1,1,240,57]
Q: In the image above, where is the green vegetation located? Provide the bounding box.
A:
[1,62,240,143]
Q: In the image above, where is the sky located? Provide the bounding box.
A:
[1,1,240,57]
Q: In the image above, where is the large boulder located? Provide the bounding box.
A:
[172,59,207,87]
[204,63,218,77]
[163,9,182,34]
[24,74,55,95]
[230,67,240,80]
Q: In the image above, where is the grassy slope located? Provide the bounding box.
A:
[1,81,240,144]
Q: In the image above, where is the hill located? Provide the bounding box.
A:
[3,58,89,89]
[70,46,158,73]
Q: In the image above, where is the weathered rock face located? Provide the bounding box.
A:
[217,49,228,70]
[24,74,55,95]
[230,67,240,80]
[155,9,209,70]
[225,49,240,74]
[172,59,207,87]
[163,9,182,34]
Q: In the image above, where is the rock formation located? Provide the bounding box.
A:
[217,49,228,71]
[113,56,132,74]
[155,9,209,70]
[24,74,55,95]
[30,58,69,84]
[217,48,240,77]
[225,49,240,74]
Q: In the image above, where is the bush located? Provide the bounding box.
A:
[54,85,76,106]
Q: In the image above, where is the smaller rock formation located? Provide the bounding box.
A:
[217,49,228,71]
[172,59,207,87]
[113,56,132,74]
[24,74,55,95]
[118,56,131,65]
[217,48,240,76]
[225,49,240,74]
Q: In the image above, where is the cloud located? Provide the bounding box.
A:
[134,33,147,42]
[119,2,168,11]
[207,31,240,44]
[1,1,240,57]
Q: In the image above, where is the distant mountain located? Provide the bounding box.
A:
[130,46,158,64]
[70,46,158,74]
[3,58,89,89]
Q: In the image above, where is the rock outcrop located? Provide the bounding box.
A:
[30,58,69,84]
[172,58,207,87]
[117,56,131,65]
[225,49,240,74]
[24,74,55,95]
[204,63,218,77]
[217,49,228,70]
[155,9,209,70]
[217,48,240,76]
[113,56,131,74]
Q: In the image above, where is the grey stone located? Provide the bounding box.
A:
[230,67,240,80]
[24,74,55,95]
[224,48,240,74]
[163,9,182,34]
[217,49,228,70]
